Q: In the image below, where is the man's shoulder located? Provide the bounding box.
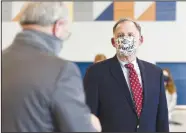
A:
[139,59,162,73]
[41,55,81,78]
[87,58,112,72]
[4,45,80,83]
[57,58,81,78]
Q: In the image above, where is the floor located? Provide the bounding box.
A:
[169,108,186,132]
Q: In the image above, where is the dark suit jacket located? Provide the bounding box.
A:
[84,55,169,132]
[2,30,96,132]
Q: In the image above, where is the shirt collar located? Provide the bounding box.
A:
[117,56,138,69]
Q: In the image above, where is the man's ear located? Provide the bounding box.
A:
[52,19,65,37]
[140,36,143,44]
[111,38,116,47]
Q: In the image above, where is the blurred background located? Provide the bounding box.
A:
[1,1,186,132]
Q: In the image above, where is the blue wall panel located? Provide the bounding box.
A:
[75,62,93,78]
[76,62,186,105]
[95,3,113,21]
[156,62,186,105]
[156,1,176,21]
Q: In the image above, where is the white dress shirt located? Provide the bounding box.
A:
[165,90,177,120]
[117,57,143,98]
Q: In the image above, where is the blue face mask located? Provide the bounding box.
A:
[163,75,169,83]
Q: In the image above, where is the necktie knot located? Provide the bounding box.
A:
[125,63,134,69]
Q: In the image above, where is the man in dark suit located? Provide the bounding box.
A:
[84,18,169,132]
[2,2,100,132]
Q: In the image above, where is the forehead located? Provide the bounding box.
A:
[114,21,139,35]
[163,70,169,76]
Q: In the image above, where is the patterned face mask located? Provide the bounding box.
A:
[116,36,137,57]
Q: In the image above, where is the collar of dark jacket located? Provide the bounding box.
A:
[13,29,63,55]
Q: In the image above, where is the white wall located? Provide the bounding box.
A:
[2,2,186,63]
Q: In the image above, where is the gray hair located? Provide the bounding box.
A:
[113,18,141,35]
[20,2,68,26]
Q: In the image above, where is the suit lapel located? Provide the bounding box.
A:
[109,55,136,114]
[137,58,148,111]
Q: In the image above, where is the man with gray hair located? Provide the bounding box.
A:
[2,2,100,132]
[84,18,169,132]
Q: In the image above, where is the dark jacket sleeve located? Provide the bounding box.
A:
[156,70,169,132]
[83,66,99,116]
[51,62,97,132]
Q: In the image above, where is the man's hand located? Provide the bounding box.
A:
[90,114,102,132]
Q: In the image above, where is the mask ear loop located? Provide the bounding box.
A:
[63,32,71,41]
[61,19,72,41]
